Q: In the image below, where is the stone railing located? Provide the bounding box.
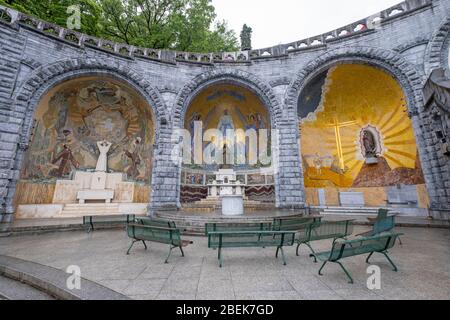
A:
[0,0,432,64]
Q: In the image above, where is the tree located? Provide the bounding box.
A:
[0,0,238,52]
[0,0,101,36]
[240,24,252,51]
[98,0,238,52]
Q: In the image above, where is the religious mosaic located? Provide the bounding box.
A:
[21,77,155,184]
[299,64,425,188]
[184,84,270,170]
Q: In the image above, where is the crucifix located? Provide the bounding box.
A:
[324,115,357,172]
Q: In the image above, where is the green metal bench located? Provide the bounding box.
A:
[310,232,403,284]
[272,216,322,232]
[136,217,176,229]
[207,230,296,267]
[126,223,193,263]
[357,212,403,245]
[205,222,272,236]
[83,214,136,233]
[296,220,354,260]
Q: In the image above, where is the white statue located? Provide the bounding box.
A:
[95,140,112,172]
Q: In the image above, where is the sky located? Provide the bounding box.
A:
[212,0,402,49]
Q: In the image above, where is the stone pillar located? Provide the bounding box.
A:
[420,69,450,220]
[148,125,179,214]
[274,119,306,209]
[0,26,26,223]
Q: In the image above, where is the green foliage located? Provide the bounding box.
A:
[0,0,239,52]
[0,0,101,36]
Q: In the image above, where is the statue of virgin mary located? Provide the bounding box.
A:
[217,109,235,137]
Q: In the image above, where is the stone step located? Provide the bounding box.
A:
[319,206,401,216]
[0,255,130,300]
[61,204,123,217]
[155,211,305,236]
[0,275,55,300]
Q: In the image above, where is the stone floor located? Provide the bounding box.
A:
[0,226,449,300]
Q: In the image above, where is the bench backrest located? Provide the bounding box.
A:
[127,224,182,246]
[136,217,176,229]
[208,231,296,248]
[205,222,272,236]
[373,215,395,234]
[298,220,354,243]
[83,214,135,224]
[377,208,389,220]
[272,216,320,232]
[328,232,402,261]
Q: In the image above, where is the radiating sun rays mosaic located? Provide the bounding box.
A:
[299,64,424,188]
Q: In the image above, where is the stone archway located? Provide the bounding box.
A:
[173,70,305,209]
[285,47,424,116]
[424,15,450,76]
[285,46,434,212]
[2,58,170,220]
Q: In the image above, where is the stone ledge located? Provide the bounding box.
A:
[0,255,130,300]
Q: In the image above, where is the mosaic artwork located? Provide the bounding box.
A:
[300,64,425,188]
[184,84,270,169]
[21,77,155,184]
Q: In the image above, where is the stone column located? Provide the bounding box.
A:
[419,71,450,219]
[274,119,306,209]
[148,125,180,214]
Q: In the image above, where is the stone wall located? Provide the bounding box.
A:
[0,0,449,220]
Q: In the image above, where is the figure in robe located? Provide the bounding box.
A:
[50,144,79,177]
[188,112,202,159]
[313,153,323,176]
[362,130,377,158]
[124,137,142,179]
[217,109,235,138]
[96,140,112,172]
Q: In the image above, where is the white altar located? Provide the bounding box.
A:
[207,169,245,216]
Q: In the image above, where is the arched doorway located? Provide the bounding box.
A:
[14,76,155,217]
[298,64,428,214]
[180,83,275,207]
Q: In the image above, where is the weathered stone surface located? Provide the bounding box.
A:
[0,0,449,219]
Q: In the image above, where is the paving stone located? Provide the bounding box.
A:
[0,227,449,300]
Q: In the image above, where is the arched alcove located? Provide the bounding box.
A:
[298,64,427,210]
[180,83,275,204]
[14,76,156,216]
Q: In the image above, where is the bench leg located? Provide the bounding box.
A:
[275,246,280,258]
[277,246,287,266]
[318,261,327,276]
[87,221,94,233]
[398,237,403,246]
[218,247,223,268]
[165,245,175,264]
[142,241,147,250]
[336,261,354,284]
[179,246,185,257]
[302,243,317,263]
[127,240,138,255]
[382,251,398,272]
[295,243,302,256]
[366,252,374,264]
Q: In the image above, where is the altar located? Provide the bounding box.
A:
[207,169,245,216]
